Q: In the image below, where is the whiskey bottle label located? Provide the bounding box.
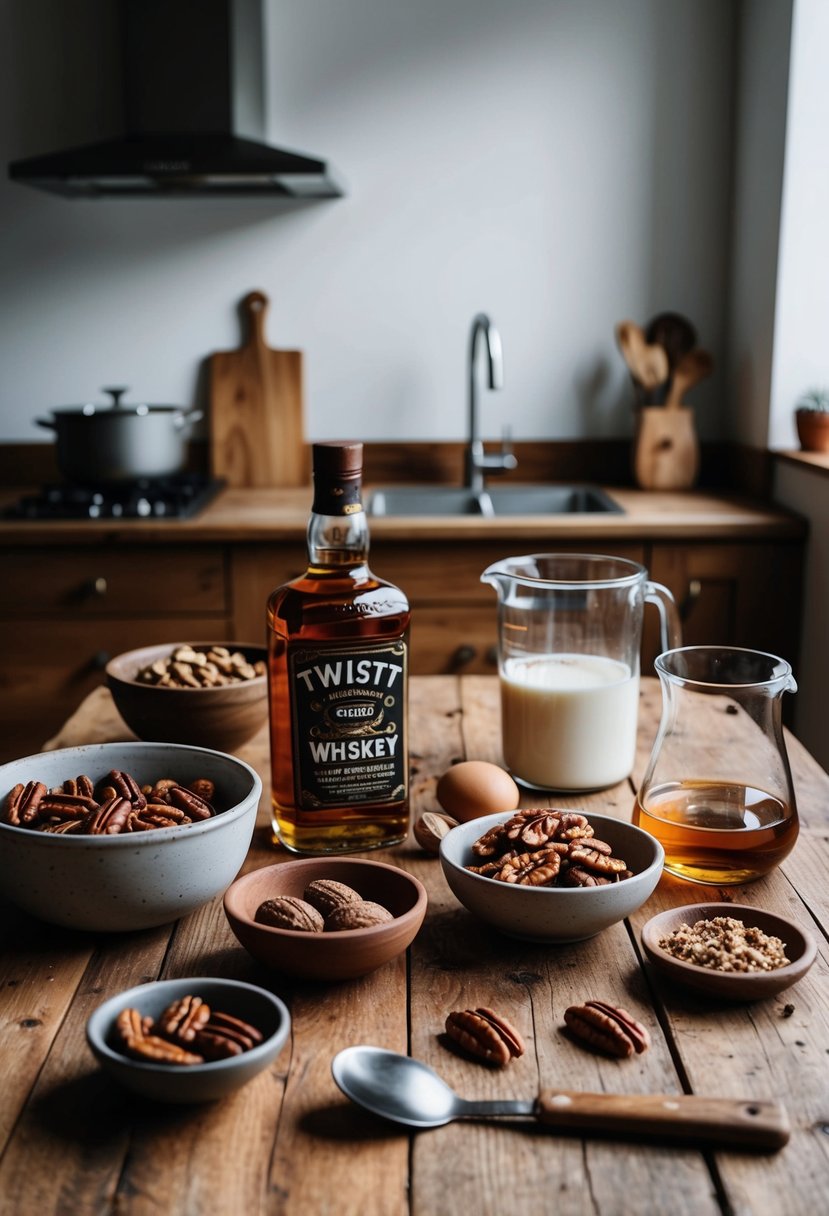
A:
[288,639,408,809]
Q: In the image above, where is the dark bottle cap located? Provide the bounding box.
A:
[312,442,363,481]
[311,442,364,515]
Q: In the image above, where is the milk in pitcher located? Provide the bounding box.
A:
[500,653,639,790]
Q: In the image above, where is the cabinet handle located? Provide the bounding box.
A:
[449,644,477,671]
[679,578,702,621]
[80,576,108,598]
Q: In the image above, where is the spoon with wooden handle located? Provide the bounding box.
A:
[615,321,669,402]
[666,348,714,407]
[332,1046,789,1150]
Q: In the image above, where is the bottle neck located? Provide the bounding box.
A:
[307,505,370,569]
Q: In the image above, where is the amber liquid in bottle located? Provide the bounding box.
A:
[267,443,410,854]
[632,779,799,885]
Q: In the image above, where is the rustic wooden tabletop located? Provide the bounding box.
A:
[1,675,827,1215]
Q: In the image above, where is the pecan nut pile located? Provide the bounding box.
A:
[115,994,264,1066]
[2,770,221,835]
[444,1006,526,1067]
[136,644,265,689]
[465,810,632,887]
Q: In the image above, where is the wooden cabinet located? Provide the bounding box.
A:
[0,545,231,762]
[0,526,804,763]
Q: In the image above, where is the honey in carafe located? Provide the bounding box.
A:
[633,779,799,885]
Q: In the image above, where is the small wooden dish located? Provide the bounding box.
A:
[641,903,817,1001]
[224,857,427,981]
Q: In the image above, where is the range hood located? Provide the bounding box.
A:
[8,0,344,199]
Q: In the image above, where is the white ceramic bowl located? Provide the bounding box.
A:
[439,811,664,943]
[0,742,261,932]
[86,977,290,1103]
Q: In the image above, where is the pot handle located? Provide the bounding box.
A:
[174,409,204,431]
[35,416,56,431]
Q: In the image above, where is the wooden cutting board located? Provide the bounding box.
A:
[209,290,308,487]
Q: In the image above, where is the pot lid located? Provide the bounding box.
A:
[50,388,184,416]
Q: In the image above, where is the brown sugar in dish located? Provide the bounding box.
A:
[658,916,790,973]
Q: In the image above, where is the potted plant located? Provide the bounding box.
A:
[795,388,829,453]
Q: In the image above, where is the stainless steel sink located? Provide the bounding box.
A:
[365,484,623,517]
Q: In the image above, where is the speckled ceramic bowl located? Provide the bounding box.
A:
[86,977,289,1103]
[641,903,818,1001]
[439,811,664,943]
[0,742,261,932]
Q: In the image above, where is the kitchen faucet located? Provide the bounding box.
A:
[464,313,516,495]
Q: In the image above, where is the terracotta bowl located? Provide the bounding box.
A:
[224,857,428,981]
[106,642,268,752]
[439,811,664,943]
[0,741,261,931]
[86,977,290,1103]
[640,902,817,1001]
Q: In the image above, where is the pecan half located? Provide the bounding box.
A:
[566,844,627,875]
[159,996,211,1043]
[563,1000,651,1058]
[83,796,132,835]
[188,778,215,803]
[124,1034,205,1065]
[106,769,147,810]
[491,847,562,886]
[37,792,98,819]
[445,1006,526,1067]
[116,1007,153,1044]
[4,781,47,826]
[167,785,214,820]
[194,1011,264,1059]
[560,865,613,887]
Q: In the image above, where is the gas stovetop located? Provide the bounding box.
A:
[5,474,224,520]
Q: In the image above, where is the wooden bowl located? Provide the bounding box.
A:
[641,903,817,1001]
[224,857,427,981]
[107,642,267,752]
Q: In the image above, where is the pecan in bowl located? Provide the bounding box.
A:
[86,977,289,1104]
[0,742,262,932]
[439,810,664,944]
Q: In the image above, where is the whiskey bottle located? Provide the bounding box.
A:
[266,441,410,854]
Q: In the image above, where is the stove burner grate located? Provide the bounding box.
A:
[5,474,224,521]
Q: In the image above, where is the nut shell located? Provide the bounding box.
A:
[324,900,394,931]
[304,878,361,918]
[255,896,324,933]
[413,811,458,854]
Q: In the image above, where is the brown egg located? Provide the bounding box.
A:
[436,761,520,822]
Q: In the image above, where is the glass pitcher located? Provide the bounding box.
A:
[633,646,799,885]
[481,553,680,791]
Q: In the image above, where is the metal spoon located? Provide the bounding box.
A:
[331,1046,789,1150]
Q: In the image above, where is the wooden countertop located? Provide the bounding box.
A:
[0,485,807,546]
[2,676,827,1215]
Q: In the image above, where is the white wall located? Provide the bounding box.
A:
[0,0,736,445]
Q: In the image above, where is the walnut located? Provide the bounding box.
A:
[563,1000,651,1058]
[324,900,394,931]
[303,879,361,918]
[255,896,324,932]
[444,1006,526,1067]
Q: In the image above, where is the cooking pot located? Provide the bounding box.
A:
[36,387,203,484]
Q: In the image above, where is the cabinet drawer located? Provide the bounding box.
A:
[0,616,231,762]
[0,546,227,616]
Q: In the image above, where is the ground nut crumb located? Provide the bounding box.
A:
[658,916,790,973]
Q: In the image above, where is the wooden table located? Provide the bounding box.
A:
[2,676,828,1215]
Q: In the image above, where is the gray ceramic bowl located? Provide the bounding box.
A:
[641,902,818,1001]
[0,742,261,931]
[439,811,664,943]
[86,977,290,1103]
[106,642,268,751]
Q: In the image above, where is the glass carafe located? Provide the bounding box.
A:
[481,553,680,791]
[633,646,799,885]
